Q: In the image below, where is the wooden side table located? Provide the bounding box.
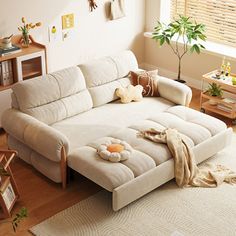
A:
[0,150,19,219]
[200,70,236,124]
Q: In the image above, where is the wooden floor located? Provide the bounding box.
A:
[0,88,235,235]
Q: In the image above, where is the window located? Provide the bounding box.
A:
[171,0,236,47]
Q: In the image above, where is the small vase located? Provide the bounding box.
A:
[22,33,30,47]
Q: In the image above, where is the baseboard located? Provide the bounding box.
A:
[139,63,202,89]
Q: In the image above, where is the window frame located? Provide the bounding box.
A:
[153,0,236,61]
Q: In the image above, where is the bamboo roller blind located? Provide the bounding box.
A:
[171,0,236,47]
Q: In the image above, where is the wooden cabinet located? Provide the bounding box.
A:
[0,35,47,127]
[15,50,46,81]
[200,70,236,124]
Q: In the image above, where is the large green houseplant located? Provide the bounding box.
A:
[152,16,206,83]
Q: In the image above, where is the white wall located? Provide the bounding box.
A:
[0,0,145,72]
[144,0,236,88]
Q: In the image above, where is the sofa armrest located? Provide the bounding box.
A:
[2,109,69,162]
[158,76,192,106]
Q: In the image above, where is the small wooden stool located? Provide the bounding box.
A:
[0,150,19,219]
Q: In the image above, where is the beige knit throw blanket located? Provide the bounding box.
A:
[138,128,236,188]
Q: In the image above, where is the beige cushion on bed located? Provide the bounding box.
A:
[52,97,174,151]
[67,105,227,192]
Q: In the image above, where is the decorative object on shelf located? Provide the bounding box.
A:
[207,83,223,97]
[88,0,98,12]
[110,0,125,20]
[225,62,231,76]
[18,17,42,47]
[97,138,132,162]
[212,71,233,85]
[0,150,19,219]
[232,76,236,85]
[206,83,223,105]
[1,35,13,49]
[220,57,231,76]
[220,57,226,75]
[0,44,21,57]
[152,15,206,83]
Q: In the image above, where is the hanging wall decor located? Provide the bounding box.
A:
[88,0,98,12]
[110,0,125,20]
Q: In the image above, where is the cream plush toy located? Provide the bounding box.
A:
[116,85,143,103]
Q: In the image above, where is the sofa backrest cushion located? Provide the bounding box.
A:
[12,66,93,125]
[79,50,138,107]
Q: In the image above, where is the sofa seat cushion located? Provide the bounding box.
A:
[68,138,156,191]
[51,97,174,151]
[166,106,227,136]
[67,105,227,192]
[149,106,227,145]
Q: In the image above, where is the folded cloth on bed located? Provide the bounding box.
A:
[138,128,236,187]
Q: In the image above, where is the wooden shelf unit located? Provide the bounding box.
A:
[0,35,47,127]
[200,70,236,123]
[0,35,47,90]
[0,150,19,219]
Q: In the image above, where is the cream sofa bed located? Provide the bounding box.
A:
[2,50,232,210]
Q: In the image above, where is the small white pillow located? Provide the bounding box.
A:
[97,138,132,162]
[115,85,143,104]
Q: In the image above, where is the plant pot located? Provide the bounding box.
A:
[175,79,186,84]
[209,99,218,105]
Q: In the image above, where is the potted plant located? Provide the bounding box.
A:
[207,83,223,105]
[0,206,27,232]
[152,15,206,83]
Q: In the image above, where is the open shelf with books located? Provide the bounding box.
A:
[0,35,47,90]
[0,35,47,127]
[200,70,236,124]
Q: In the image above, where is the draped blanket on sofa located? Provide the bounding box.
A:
[139,128,236,187]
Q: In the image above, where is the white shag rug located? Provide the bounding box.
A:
[30,135,236,236]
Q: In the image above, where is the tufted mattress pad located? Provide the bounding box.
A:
[68,106,227,192]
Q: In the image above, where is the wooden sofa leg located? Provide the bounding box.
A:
[61,146,67,189]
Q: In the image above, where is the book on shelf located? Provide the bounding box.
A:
[0,44,21,57]
[217,104,232,113]
[0,60,14,86]
[222,97,236,104]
